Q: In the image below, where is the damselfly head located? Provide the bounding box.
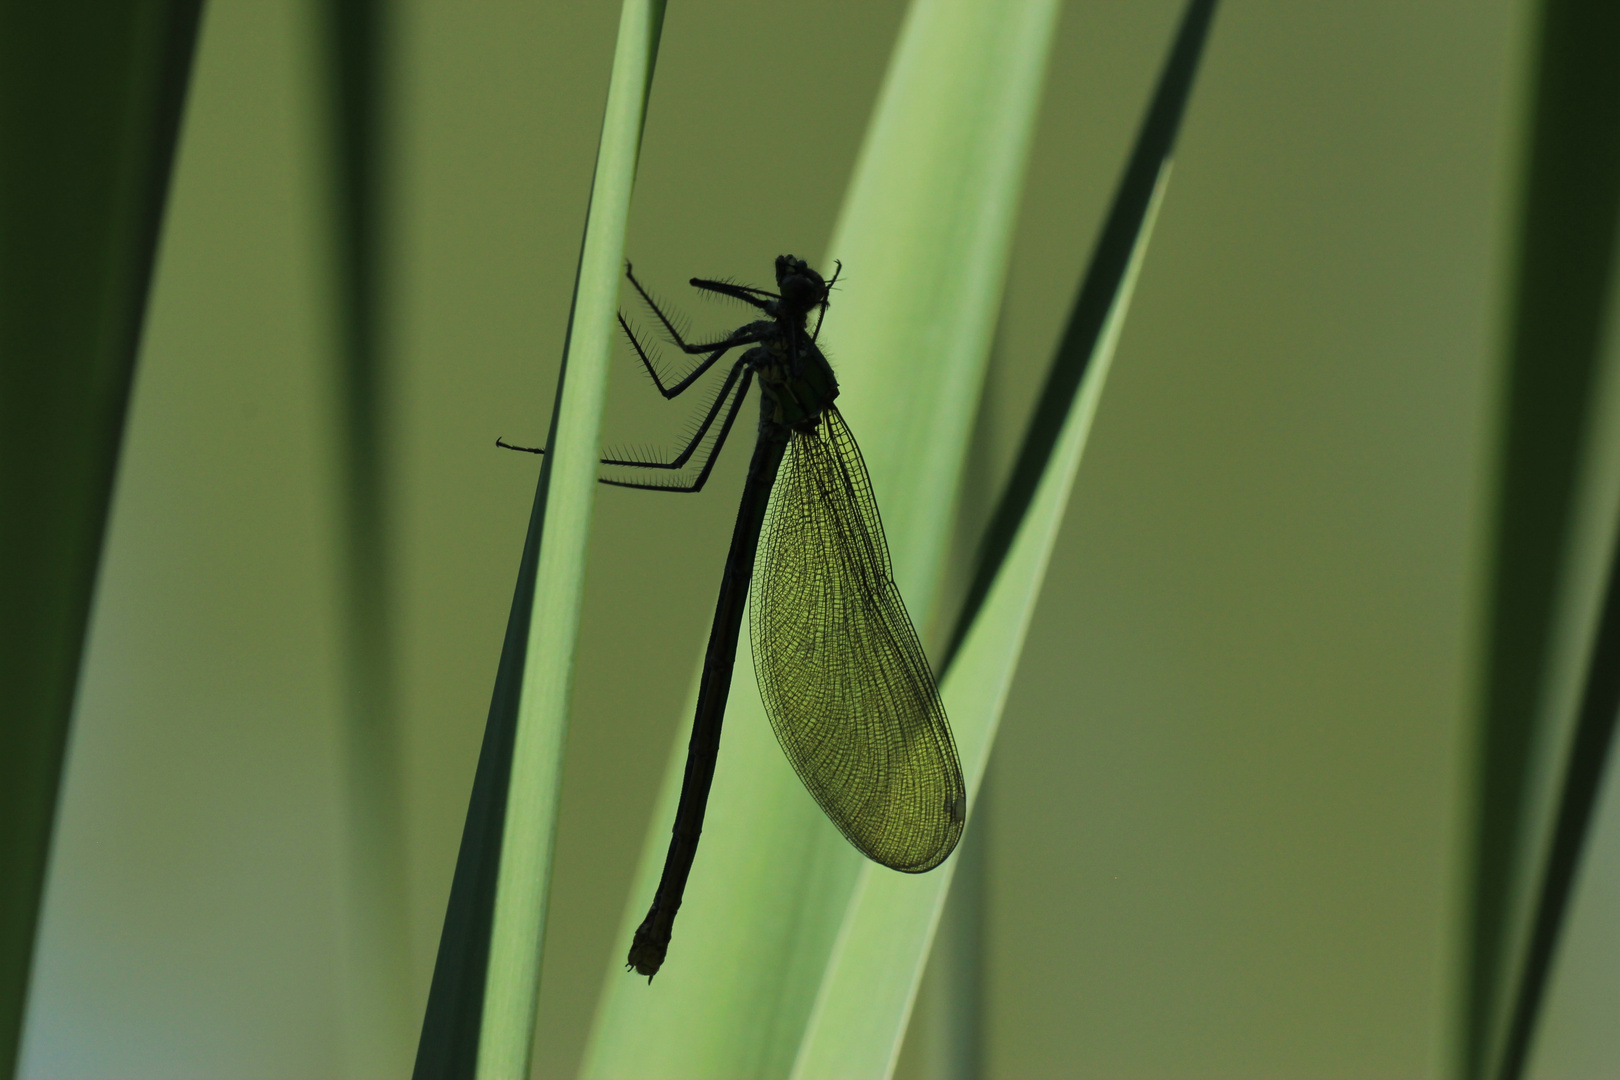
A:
[773,255,830,320]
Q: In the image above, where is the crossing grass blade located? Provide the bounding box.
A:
[0,8,202,1077]
[409,2,666,1076]
[579,0,1063,1075]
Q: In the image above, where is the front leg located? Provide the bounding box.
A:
[626,263,761,355]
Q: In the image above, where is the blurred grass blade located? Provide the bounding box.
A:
[1468,3,1620,1079]
[0,6,202,1078]
[581,0,1061,1075]
[314,1,414,1073]
[790,168,1171,1080]
[943,0,1219,670]
[410,2,666,1077]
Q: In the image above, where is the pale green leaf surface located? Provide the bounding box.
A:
[789,169,1169,1080]
[580,1,1060,1076]
[474,3,664,1077]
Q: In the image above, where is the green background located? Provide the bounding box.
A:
[18,0,1619,1077]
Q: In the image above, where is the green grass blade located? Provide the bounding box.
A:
[313,1,414,1072]
[1467,3,1620,1078]
[0,7,202,1077]
[409,2,666,1076]
[789,167,1170,1080]
[580,0,1060,1075]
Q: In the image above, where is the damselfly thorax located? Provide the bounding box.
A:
[755,337,838,431]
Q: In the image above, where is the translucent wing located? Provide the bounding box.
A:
[749,406,965,872]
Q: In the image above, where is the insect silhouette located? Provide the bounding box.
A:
[502,256,965,977]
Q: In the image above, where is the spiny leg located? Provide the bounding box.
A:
[626,263,758,354]
[496,358,748,478]
[601,358,748,473]
[619,313,757,399]
[601,368,754,494]
[688,276,777,310]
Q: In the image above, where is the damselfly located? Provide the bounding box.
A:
[504,256,965,977]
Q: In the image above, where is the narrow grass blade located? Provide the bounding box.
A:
[581,1,1061,1076]
[0,7,202,1077]
[410,3,666,1077]
[314,1,414,1073]
[1468,4,1620,1078]
[790,168,1171,1080]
